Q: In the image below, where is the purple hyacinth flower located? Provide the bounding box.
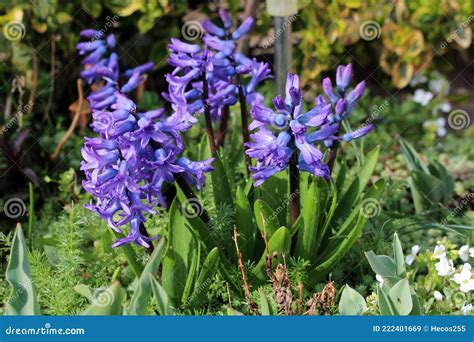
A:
[342,124,374,141]
[231,17,255,40]
[336,63,353,93]
[219,9,233,29]
[322,77,339,104]
[246,73,338,185]
[78,30,214,249]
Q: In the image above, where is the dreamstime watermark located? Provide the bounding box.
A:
[262,13,299,49]
[181,20,204,41]
[359,198,381,218]
[2,198,27,219]
[447,109,470,130]
[5,323,85,336]
[6,279,33,306]
[85,14,120,48]
[360,100,388,129]
[1,101,33,135]
[181,277,212,308]
[440,15,474,50]
[359,20,381,41]
[181,198,204,218]
[268,189,300,221]
[91,287,115,307]
[3,21,25,41]
[440,192,473,225]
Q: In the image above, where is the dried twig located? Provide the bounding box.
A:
[305,281,336,315]
[272,253,293,315]
[260,214,293,315]
[233,225,258,313]
[50,79,84,160]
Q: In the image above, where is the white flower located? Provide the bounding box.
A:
[376,274,384,286]
[452,263,474,293]
[435,257,455,276]
[433,290,444,301]
[429,79,449,95]
[410,74,428,87]
[437,127,447,137]
[459,245,470,262]
[413,89,434,106]
[405,245,421,265]
[461,303,472,315]
[439,101,452,112]
[433,245,446,259]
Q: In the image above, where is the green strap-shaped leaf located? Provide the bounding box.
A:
[308,180,385,283]
[329,178,360,227]
[399,139,429,173]
[5,224,40,315]
[162,199,194,307]
[356,146,379,193]
[251,227,291,283]
[388,279,413,315]
[126,238,166,315]
[149,274,174,315]
[258,171,288,226]
[188,247,219,308]
[181,235,200,305]
[392,233,406,278]
[254,199,280,238]
[235,186,256,261]
[295,181,320,260]
[82,281,125,315]
[259,288,275,315]
[365,252,397,277]
[335,163,347,195]
[210,154,233,209]
[339,285,367,315]
[377,285,397,315]
[175,187,215,252]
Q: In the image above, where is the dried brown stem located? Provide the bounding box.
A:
[51,79,84,160]
[233,225,257,313]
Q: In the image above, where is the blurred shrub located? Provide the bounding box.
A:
[297,0,473,88]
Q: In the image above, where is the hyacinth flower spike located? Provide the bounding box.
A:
[246,73,339,224]
[321,63,374,171]
[78,30,214,250]
[202,9,272,165]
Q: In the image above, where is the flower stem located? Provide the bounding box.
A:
[289,151,300,225]
[174,174,211,225]
[217,105,230,147]
[235,74,252,172]
[327,142,339,174]
[201,75,217,155]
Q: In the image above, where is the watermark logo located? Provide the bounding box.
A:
[3,198,26,218]
[92,287,115,307]
[3,21,25,41]
[181,21,204,41]
[359,198,381,218]
[181,198,203,218]
[447,109,470,130]
[440,15,474,50]
[359,21,381,41]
